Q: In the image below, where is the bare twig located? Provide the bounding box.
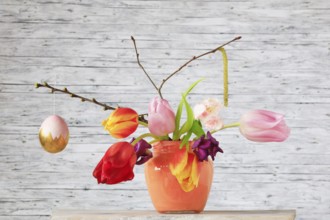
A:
[35,82,116,111]
[131,36,241,99]
[35,82,149,123]
[158,36,241,95]
[131,36,163,98]
[138,115,148,124]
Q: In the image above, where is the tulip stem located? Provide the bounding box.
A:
[158,36,241,97]
[131,133,162,146]
[138,121,148,127]
[131,36,163,99]
[35,82,116,110]
[211,122,240,134]
[148,139,160,145]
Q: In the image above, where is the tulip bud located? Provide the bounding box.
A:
[239,110,290,142]
[93,142,136,184]
[192,131,223,161]
[148,97,175,136]
[132,139,153,165]
[102,108,139,139]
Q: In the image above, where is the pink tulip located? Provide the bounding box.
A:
[148,97,175,136]
[239,110,290,142]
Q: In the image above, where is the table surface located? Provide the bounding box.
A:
[52,210,296,220]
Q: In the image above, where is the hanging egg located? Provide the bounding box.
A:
[39,115,69,153]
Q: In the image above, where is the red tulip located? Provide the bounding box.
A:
[239,110,290,142]
[102,108,139,139]
[93,142,137,184]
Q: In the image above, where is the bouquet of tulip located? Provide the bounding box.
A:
[36,36,290,194]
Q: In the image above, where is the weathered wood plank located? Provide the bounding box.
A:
[51,210,296,220]
[1,0,330,220]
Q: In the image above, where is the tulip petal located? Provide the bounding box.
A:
[239,110,290,142]
[176,156,193,184]
[109,121,139,139]
[148,97,176,136]
[199,141,211,150]
[193,104,207,119]
[133,139,153,165]
[148,113,175,136]
[241,127,290,142]
[172,153,200,192]
[93,158,104,183]
[157,99,174,114]
[194,148,208,161]
[93,142,137,185]
[191,155,200,186]
[169,147,201,193]
[241,110,284,129]
[148,97,159,113]
[107,142,136,168]
[101,160,135,184]
[192,136,204,149]
[110,108,139,123]
[102,108,139,139]
[169,148,188,176]
[193,132,223,161]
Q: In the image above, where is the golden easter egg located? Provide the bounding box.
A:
[39,115,69,153]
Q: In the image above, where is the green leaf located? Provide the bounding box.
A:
[173,100,184,140]
[180,130,193,149]
[183,78,204,98]
[173,78,204,140]
[179,135,187,149]
[191,120,205,138]
[185,130,193,150]
[178,94,194,136]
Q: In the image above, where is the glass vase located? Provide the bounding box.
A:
[144,141,213,213]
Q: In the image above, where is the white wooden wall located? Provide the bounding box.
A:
[1,0,329,219]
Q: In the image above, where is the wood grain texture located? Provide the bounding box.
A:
[51,210,296,220]
[0,0,329,220]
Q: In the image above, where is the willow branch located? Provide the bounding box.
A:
[35,82,116,111]
[138,115,148,124]
[158,36,242,94]
[131,36,163,99]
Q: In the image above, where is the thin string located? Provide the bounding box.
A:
[53,74,56,115]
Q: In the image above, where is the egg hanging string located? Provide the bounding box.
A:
[38,73,70,154]
[53,73,57,115]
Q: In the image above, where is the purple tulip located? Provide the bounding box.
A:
[148,97,176,136]
[192,132,223,161]
[239,110,290,142]
[132,139,153,165]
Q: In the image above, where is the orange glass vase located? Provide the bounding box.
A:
[144,141,213,213]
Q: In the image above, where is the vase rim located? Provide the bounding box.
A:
[152,140,193,154]
[154,140,185,144]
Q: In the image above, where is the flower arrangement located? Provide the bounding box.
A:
[35,36,290,196]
